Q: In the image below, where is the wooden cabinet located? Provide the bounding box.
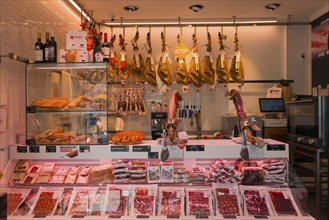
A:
[263,127,288,143]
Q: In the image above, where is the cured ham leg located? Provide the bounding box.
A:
[174,34,190,85]
[108,34,118,83]
[188,33,202,87]
[230,32,244,84]
[144,32,157,87]
[158,32,173,85]
[118,34,131,82]
[216,32,229,83]
[131,31,146,84]
[201,32,215,85]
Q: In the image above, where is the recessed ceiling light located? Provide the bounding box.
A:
[265,3,280,11]
[124,5,139,12]
[189,4,204,12]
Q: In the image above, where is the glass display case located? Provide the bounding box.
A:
[25,63,108,145]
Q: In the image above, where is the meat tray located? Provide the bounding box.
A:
[12,189,38,216]
[212,183,242,216]
[104,184,131,216]
[29,187,64,216]
[7,188,31,215]
[130,185,158,216]
[186,187,214,217]
[66,187,98,216]
[268,188,301,216]
[158,187,185,216]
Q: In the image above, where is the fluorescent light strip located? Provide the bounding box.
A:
[104,19,277,26]
[68,0,91,21]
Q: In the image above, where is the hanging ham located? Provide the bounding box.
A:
[201,32,215,85]
[144,32,157,87]
[157,32,173,85]
[229,32,244,84]
[188,33,202,87]
[131,31,146,84]
[107,34,117,83]
[118,34,131,82]
[216,32,229,83]
[174,34,190,85]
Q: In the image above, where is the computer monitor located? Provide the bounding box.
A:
[259,98,285,113]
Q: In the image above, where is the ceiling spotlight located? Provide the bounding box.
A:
[124,5,139,12]
[189,4,204,12]
[265,3,280,11]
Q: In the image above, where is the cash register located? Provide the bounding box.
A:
[259,98,288,142]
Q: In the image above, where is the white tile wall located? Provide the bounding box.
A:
[0,0,80,171]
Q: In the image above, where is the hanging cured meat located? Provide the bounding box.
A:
[188,33,202,87]
[158,32,173,85]
[108,34,117,83]
[216,32,229,83]
[201,32,215,85]
[174,34,190,85]
[131,31,146,84]
[230,31,244,84]
[144,32,157,87]
[118,34,131,82]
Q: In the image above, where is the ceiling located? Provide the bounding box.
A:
[71,0,328,25]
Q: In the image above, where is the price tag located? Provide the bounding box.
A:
[26,139,36,145]
[137,215,149,218]
[186,145,205,151]
[133,145,151,152]
[26,107,36,113]
[267,144,285,151]
[33,215,47,218]
[148,152,158,159]
[71,215,86,218]
[167,215,180,218]
[248,145,263,159]
[46,146,56,153]
[79,146,90,153]
[223,214,236,219]
[111,146,129,152]
[109,215,122,218]
[17,146,27,153]
[254,216,268,219]
[29,146,40,153]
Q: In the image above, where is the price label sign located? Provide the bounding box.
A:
[46,146,56,153]
[79,146,90,153]
[17,146,27,153]
[26,139,36,145]
[133,145,151,152]
[26,107,36,113]
[111,146,129,152]
[186,145,205,151]
[29,146,40,153]
[148,152,159,159]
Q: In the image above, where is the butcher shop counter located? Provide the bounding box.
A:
[7,139,289,161]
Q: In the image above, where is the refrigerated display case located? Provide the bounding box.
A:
[25,62,108,146]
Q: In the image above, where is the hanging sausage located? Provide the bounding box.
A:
[188,33,202,87]
[229,29,244,84]
[201,32,215,85]
[131,31,146,84]
[216,31,230,83]
[158,31,173,85]
[144,32,157,87]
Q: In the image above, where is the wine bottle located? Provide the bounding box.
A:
[34,32,44,63]
[44,32,50,62]
[48,31,57,62]
[102,33,110,62]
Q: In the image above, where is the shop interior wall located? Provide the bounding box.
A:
[0,0,80,172]
[0,1,312,170]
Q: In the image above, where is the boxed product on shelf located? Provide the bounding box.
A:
[49,175,66,184]
[9,172,26,184]
[7,188,32,215]
[12,189,38,216]
[130,184,158,216]
[129,161,147,183]
[66,187,99,216]
[29,187,64,216]
[28,164,42,174]
[65,31,87,51]
[14,161,30,173]
[113,160,130,183]
[240,185,274,216]
[54,188,73,215]
[267,188,301,216]
[104,184,131,216]
[158,187,185,216]
[147,163,161,183]
[35,173,51,184]
[161,162,174,183]
[21,173,38,184]
[186,187,214,217]
[54,167,71,176]
[59,50,89,62]
[40,163,55,173]
[212,183,242,216]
